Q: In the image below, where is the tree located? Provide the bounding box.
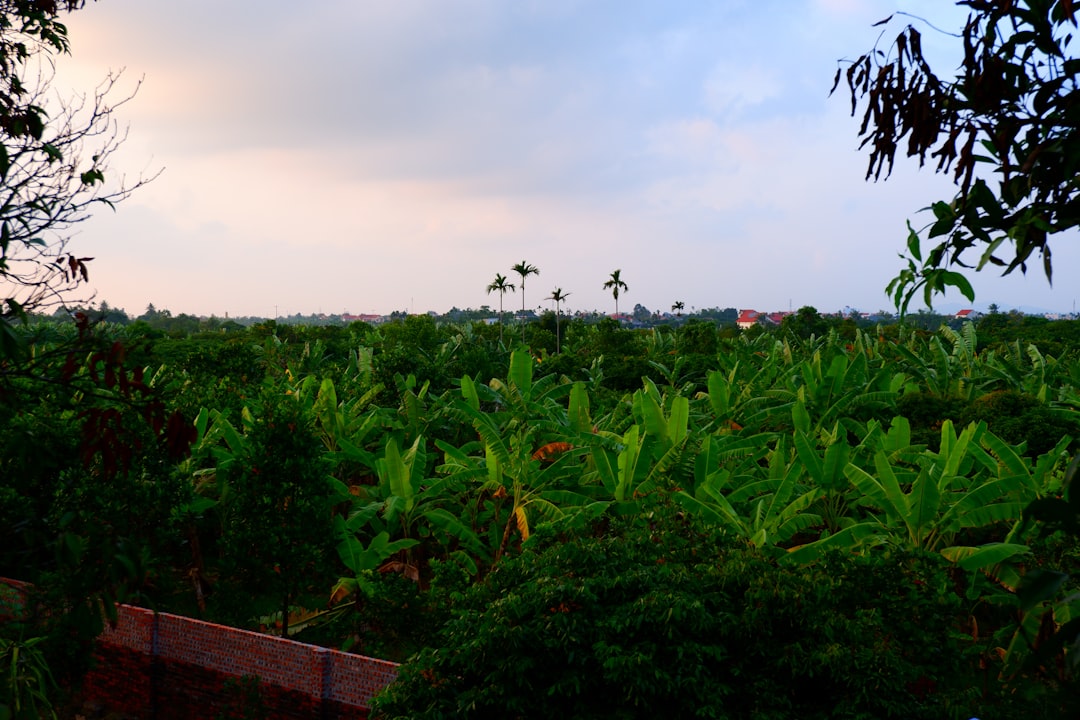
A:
[218,390,337,637]
[371,510,1000,719]
[511,260,538,343]
[1,0,152,353]
[603,269,628,319]
[1,3,90,164]
[835,1,1080,312]
[781,305,831,339]
[1,71,153,329]
[94,300,129,325]
[485,272,515,344]
[546,287,569,353]
[0,5,197,692]
[672,300,685,317]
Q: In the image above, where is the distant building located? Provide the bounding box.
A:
[766,311,790,325]
[736,309,760,330]
[342,313,385,324]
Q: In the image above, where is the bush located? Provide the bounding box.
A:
[371,510,1001,720]
[961,390,1079,456]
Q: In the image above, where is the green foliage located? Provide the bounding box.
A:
[675,318,718,354]
[837,2,1080,308]
[781,305,831,339]
[0,635,56,720]
[897,388,1079,455]
[602,268,628,317]
[215,388,339,633]
[7,312,1080,712]
[511,261,539,344]
[372,510,997,720]
[304,572,448,662]
[962,389,1079,456]
[1010,456,1080,702]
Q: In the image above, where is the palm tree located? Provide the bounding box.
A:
[603,269,628,320]
[672,301,685,317]
[547,288,570,353]
[511,261,539,343]
[486,273,516,344]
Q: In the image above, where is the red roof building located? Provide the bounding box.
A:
[736,309,760,329]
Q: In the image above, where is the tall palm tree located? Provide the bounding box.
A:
[511,261,539,343]
[603,269,628,320]
[547,287,570,353]
[672,300,685,317]
[486,273,516,344]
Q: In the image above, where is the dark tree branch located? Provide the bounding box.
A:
[837,1,1080,312]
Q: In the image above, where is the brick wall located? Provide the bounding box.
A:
[1,580,399,719]
[0,578,29,618]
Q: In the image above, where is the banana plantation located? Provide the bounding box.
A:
[3,314,1079,718]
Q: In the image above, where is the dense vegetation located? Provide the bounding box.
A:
[2,311,1080,718]
[4,1,1080,718]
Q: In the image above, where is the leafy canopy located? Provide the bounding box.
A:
[835,0,1080,312]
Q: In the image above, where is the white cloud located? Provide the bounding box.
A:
[702,62,781,118]
[38,0,1079,317]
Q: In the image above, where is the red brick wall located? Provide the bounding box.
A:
[83,605,399,719]
[0,578,29,618]
[1,581,398,719]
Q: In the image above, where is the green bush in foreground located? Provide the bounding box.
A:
[371,507,1038,720]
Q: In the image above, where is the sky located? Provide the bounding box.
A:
[43,0,1080,318]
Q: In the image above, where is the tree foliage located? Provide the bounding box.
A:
[1,0,153,349]
[511,261,539,344]
[2,72,152,321]
[835,0,1080,311]
[217,389,338,635]
[603,268,627,317]
[371,510,996,720]
[485,272,514,344]
[7,308,1080,713]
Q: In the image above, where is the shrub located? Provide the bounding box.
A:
[961,390,1079,456]
[371,509,1002,720]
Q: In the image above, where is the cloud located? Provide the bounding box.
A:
[702,62,782,118]
[44,0,1080,317]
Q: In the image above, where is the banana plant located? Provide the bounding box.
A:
[391,372,438,446]
[632,379,693,482]
[968,430,1073,503]
[794,427,853,534]
[299,376,386,480]
[889,324,987,400]
[0,635,57,720]
[347,344,375,387]
[181,405,254,501]
[436,354,596,564]
[580,378,696,505]
[789,420,1042,563]
[676,435,822,549]
[587,423,645,507]
[331,529,421,604]
[336,435,488,590]
[456,397,592,561]
[703,338,797,433]
[782,347,902,436]
[477,348,574,424]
